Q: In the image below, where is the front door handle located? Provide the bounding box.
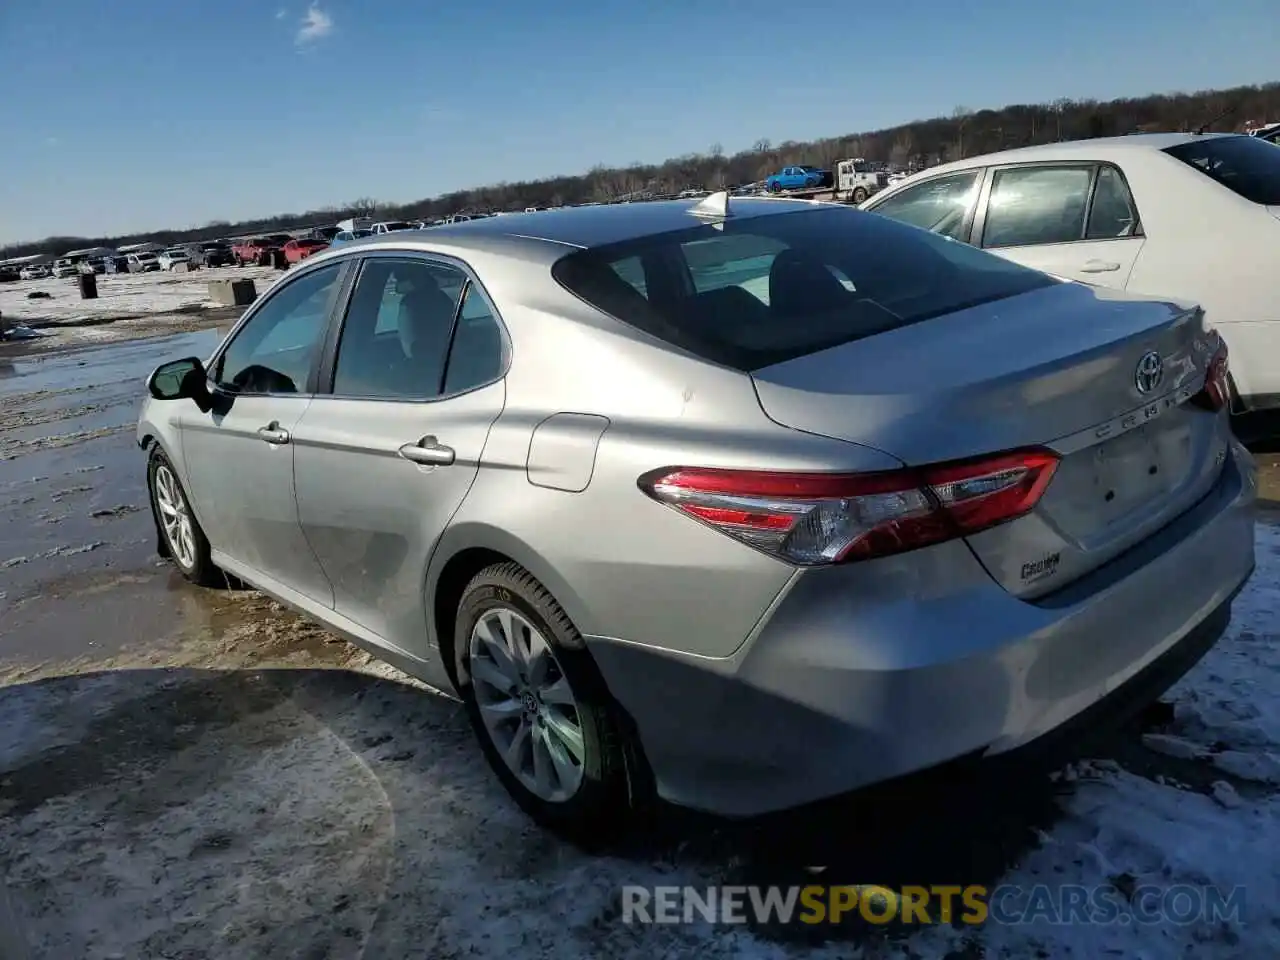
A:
[398,436,455,466]
[257,422,290,445]
[1080,259,1121,273]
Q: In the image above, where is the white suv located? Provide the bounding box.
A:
[158,249,192,271]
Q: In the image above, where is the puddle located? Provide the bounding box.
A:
[0,330,229,639]
[0,328,223,398]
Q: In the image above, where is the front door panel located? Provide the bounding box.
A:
[180,394,336,605]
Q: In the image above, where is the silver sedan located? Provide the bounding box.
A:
[137,195,1256,840]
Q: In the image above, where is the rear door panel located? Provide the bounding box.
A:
[292,384,504,653]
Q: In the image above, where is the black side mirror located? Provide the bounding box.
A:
[147,357,212,412]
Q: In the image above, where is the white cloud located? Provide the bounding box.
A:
[275,8,286,19]
[295,4,332,45]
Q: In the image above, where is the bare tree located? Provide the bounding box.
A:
[889,130,915,169]
[752,138,772,153]
[1052,98,1072,140]
[951,105,974,159]
[347,197,379,217]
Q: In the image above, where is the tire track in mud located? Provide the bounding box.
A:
[1,378,139,461]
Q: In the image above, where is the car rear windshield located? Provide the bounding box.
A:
[1163,135,1280,205]
[551,206,1055,370]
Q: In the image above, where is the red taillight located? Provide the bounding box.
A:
[639,449,1060,566]
[1192,341,1231,412]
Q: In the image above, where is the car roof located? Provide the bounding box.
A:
[338,197,825,256]
[882,132,1240,184]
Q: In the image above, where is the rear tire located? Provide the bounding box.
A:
[147,447,221,587]
[455,562,643,845]
[768,181,782,194]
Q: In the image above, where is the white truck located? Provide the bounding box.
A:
[835,158,889,204]
[336,217,375,233]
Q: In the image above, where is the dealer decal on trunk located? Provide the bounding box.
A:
[1020,552,1061,584]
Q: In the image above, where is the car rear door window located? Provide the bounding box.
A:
[981,165,1093,248]
[214,262,343,394]
[1085,166,1141,239]
[866,170,981,240]
[332,258,466,399]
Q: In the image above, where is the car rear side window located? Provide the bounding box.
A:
[1164,135,1280,205]
[442,285,505,395]
[1085,166,1141,239]
[551,206,1054,371]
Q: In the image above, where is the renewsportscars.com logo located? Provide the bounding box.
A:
[621,884,1246,927]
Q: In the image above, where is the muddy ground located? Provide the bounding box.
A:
[2,329,1280,959]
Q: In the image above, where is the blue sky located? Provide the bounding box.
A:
[1,0,1276,246]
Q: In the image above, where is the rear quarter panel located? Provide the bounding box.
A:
[1121,153,1279,396]
[429,253,906,658]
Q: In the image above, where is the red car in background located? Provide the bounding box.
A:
[283,237,330,264]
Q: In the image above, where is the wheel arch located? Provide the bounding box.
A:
[427,522,595,693]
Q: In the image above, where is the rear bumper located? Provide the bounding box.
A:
[589,443,1258,818]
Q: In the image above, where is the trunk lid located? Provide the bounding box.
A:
[750,282,1229,597]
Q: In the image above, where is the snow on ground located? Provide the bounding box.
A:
[0,266,281,326]
[960,520,1280,959]
[0,523,1278,958]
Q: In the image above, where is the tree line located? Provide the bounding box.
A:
[4,81,1278,260]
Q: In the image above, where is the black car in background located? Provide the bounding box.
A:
[192,242,234,267]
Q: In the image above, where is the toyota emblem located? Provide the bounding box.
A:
[1134,351,1164,395]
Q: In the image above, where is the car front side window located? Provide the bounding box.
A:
[213,262,343,395]
[868,171,982,241]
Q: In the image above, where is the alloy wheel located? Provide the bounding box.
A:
[154,464,197,570]
[468,606,586,802]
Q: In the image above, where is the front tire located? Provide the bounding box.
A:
[147,447,220,586]
[852,187,869,204]
[456,562,641,843]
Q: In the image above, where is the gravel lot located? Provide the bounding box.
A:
[1,332,1279,959]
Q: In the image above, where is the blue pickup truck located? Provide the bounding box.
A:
[765,165,832,192]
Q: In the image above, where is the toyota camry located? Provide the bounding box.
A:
[137,194,1257,840]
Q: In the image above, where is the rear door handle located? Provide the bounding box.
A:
[1080,259,1121,273]
[257,422,290,445]
[398,437,455,466]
